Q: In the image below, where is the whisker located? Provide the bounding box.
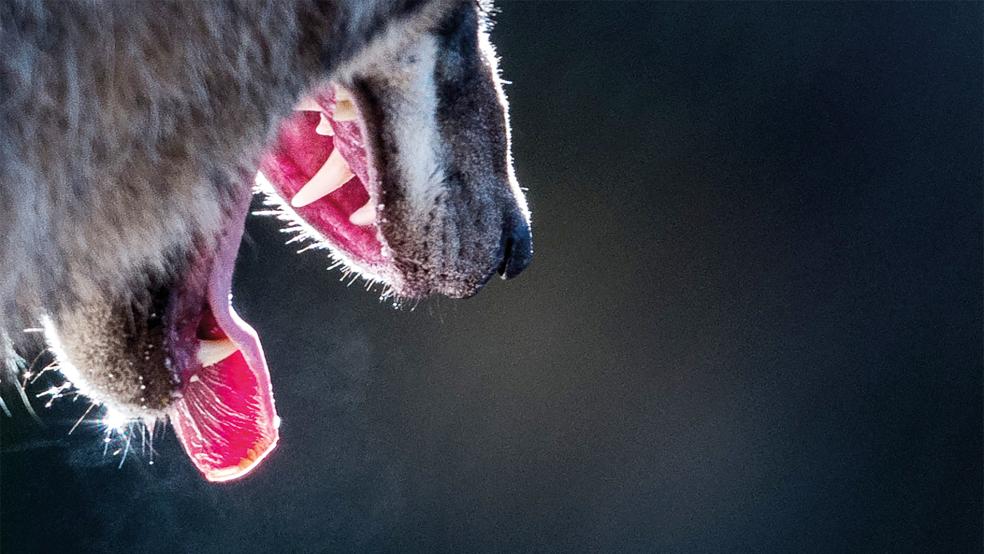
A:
[68,402,97,435]
[14,379,43,425]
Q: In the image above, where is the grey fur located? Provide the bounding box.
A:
[0,1,531,417]
[1,0,449,328]
[345,2,531,297]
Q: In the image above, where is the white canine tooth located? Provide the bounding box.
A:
[349,200,376,226]
[290,149,354,208]
[332,100,357,122]
[315,113,334,136]
[293,96,322,112]
[196,339,237,368]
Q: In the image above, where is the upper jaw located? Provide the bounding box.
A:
[259,24,532,300]
[326,6,532,298]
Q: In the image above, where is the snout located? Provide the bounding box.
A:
[458,213,532,298]
[335,1,533,301]
[398,209,533,300]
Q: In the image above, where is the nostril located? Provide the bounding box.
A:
[498,221,533,280]
[496,237,513,276]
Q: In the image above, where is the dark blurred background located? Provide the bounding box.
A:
[2,2,982,552]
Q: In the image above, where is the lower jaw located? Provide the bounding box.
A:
[162,189,281,482]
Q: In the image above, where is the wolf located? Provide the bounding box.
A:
[0,0,531,481]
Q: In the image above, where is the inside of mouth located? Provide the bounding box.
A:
[170,303,278,482]
[168,83,383,482]
[167,199,280,483]
[258,85,387,277]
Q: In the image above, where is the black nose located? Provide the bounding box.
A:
[498,218,533,279]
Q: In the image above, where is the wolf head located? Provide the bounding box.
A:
[1,0,530,481]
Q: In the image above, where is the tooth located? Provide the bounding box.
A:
[290,149,354,208]
[293,96,321,112]
[330,85,357,120]
[196,339,237,368]
[332,100,357,121]
[315,113,334,136]
[349,200,376,226]
[334,86,353,102]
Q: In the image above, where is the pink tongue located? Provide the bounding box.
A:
[171,349,279,482]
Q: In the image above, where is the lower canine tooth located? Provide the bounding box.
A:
[349,201,376,226]
[291,149,354,208]
[196,339,237,368]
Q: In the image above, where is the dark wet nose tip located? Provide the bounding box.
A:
[498,220,533,280]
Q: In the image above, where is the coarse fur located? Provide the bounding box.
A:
[0,0,531,417]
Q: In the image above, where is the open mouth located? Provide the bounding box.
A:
[164,219,279,483]
[165,83,388,481]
